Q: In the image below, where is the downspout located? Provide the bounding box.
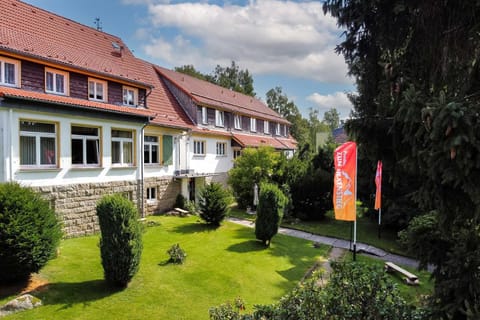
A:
[8,108,13,182]
[140,87,153,218]
[140,121,148,218]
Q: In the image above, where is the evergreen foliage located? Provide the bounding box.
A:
[255,182,287,246]
[323,1,480,317]
[0,182,62,283]
[198,182,232,226]
[174,193,186,210]
[167,243,187,264]
[228,147,281,208]
[96,194,143,287]
[210,262,425,319]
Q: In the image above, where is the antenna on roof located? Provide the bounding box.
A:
[94,17,103,31]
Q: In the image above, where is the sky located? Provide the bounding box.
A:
[23,0,356,120]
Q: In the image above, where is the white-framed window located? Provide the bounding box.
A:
[112,129,134,165]
[88,78,107,102]
[144,135,159,164]
[193,140,206,156]
[19,120,57,168]
[71,126,100,166]
[250,117,256,132]
[146,187,157,202]
[202,107,208,124]
[123,86,138,106]
[234,114,242,130]
[283,124,287,137]
[275,123,281,135]
[215,110,224,127]
[0,56,20,87]
[233,149,242,160]
[264,120,270,134]
[216,142,227,156]
[45,68,68,95]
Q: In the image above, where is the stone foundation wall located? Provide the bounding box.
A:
[144,177,181,215]
[33,177,180,238]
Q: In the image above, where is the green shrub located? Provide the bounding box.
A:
[185,200,198,215]
[174,193,186,209]
[209,298,249,320]
[96,194,143,287]
[209,263,426,319]
[0,182,62,284]
[228,147,281,208]
[255,182,287,246]
[198,182,232,226]
[167,243,186,264]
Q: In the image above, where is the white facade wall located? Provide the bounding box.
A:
[188,134,233,175]
[1,108,148,187]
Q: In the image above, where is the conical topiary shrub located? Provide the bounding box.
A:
[96,194,143,287]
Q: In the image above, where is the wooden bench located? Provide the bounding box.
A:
[385,262,419,285]
[174,207,189,216]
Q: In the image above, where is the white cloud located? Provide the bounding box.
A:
[138,0,350,84]
[307,92,353,119]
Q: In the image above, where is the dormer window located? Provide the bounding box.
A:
[215,110,224,127]
[123,86,138,106]
[250,117,256,132]
[234,114,241,130]
[0,57,20,87]
[264,120,270,134]
[275,123,281,135]
[88,78,107,102]
[45,68,68,95]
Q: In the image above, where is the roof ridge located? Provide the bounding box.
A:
[15,0,125,42]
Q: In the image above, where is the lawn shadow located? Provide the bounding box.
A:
[172,222,219,234]
[227,240,268,253]
[0,278,31,300]
[31,279,123,310]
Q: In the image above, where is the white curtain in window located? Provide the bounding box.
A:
[20,136,36,165]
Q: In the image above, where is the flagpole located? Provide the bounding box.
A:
[378,207,382,239]
[353,145,358,262]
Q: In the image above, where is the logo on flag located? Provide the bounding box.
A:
[374,161,382,210]
[333,142,357,221]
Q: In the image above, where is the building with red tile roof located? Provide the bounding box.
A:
[0,0,296,237]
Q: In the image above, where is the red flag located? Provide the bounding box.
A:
[374,160,382,210]
[333,142,357,221]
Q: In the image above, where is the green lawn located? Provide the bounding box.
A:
[0,215,327,320]
[229,207,406,256]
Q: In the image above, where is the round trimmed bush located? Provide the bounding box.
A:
[0,182,62,284]
[96,194,143,287]
[255,182,287,246]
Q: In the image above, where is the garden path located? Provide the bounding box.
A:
[227,217,434,272]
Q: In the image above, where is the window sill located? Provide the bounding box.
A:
[193,154,206,157]
[18,167,61,172]
[110,165,137,169]
[70,166,104,170]
[45,91,67,96]
[216,155,227,157]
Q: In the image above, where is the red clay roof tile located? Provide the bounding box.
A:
[232,132,294,150]
[0,86,154,118]
[0,0,151,87]
[154,65,290,125]
[139,61,194,129]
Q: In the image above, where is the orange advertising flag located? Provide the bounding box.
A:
[333,142,357,221]
[374,160,382,210]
